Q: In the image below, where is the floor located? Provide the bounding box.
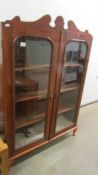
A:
[4,102,98,174]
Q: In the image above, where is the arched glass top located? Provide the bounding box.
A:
[15,36,52,67]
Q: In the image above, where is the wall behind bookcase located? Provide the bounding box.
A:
[0,0,98,105]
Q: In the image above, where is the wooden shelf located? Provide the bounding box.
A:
[64,63,83,68]
[15,64,50,71]
[58,107,73,115]
[15,89,47,102]
[60,83,79,94]
[16,84,79,102]
[16,112,45,129]
[16,107,73,130]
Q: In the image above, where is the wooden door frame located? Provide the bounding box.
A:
[50,21,93,138]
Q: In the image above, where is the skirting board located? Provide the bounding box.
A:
[81,100,98,108]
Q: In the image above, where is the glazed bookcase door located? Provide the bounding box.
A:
[2,16,61,156]
[55,41,87,133]
[50,28,92,137]
[14,37,52,150]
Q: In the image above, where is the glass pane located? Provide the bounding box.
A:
[14,37,52,149]
[59,88,79,110]
[16,99,46,129]
[65,42,87,63]
[56,110,75,132]
[15,37,51,100]
[15,121,44,149]
[61,41,87,87]
[15,99,47,149]
[55,41,87,133]
[15,69,49,101]
[15,37,51,66]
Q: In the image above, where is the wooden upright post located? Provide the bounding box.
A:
[0,138,8,175]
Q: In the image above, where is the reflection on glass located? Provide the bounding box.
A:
[59,89,79,110]
[15,121,44,149]
[62,67,78,85]
[14,36,52,149]
[15,37,51,67]
[61,41,87,86]
[65,42,87,63]
[56,111,75,132]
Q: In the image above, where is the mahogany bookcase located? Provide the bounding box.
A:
[0,15,92,164]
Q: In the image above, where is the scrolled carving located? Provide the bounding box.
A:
[67,20,80,32]
[12,16,21,21]
[32,15,51,27]
[67,20,92,38]
[55,16,64,29]
[11,15,51,28]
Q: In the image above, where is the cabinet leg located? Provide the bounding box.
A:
[8,159,14,168]
[73,127,77,136]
